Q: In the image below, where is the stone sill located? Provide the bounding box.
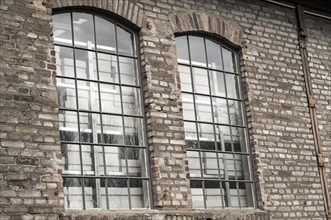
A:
[61,208,270,219]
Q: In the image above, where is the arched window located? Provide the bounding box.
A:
[53,11,150,210]
[176,35,255,208]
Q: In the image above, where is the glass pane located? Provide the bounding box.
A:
[84,178,106,209]
[212,97,229,125]
[195,95,212,122]
[189,36,206,67]
[228,100,243,125]
[102,115,123,145]
[217,154,225,178]
[57,78,77,109]
[184,122,198,149]
[198,123,215,150]
[129,179,143,208]
[104,146,126,175]
[178,65,192,92]
[187,151,201,177]
[124,117,144,146]
[117,26,133,56]
[205,180,222,208]
[62,144,81,175]
[222,48,236,73]
[100,84,121,114]
[235,155,251,180]
[95,16,116,52]
[77,80,100,111]
[192,67,209,95]
[190,180,204,208]
[176,36,189,64]
[206,40,222,70]
[53,13,72,46]
[63,178,83,209]
[55,46,74,78]
[201,152,218,177]
[210,70,225,97]
[239,182,254,207]
[75,49,97,80]
[119,57,138,85]
[127,148,146,177]
[59,110,78,142]
[81,145,104,176]
[229,182,240,207]
[225,74,240,99]
[182,93,195,121]
[130,179,150,208]
[98,53,119,83]
[79,112,101,143]
[232,127,247,153]
[108,179,130,209]
[224,154,235,179]
[122,86,142,116]
[215,125,231,151]
[73,13,95,49]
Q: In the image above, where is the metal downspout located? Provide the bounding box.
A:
[295,5,331,219]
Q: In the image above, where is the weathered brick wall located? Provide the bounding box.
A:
[0,0,63,219]
[306,14,331,208]
[0,0,330,219]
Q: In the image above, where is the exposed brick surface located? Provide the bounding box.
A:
[0,0,330,219]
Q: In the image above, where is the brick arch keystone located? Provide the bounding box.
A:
[169,11,243,47]
[50,0,145,29]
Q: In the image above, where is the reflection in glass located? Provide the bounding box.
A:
[205,180,222,208]
[222,48,236,73]
[210,70,225,97]
[79,112,101,143]
[57,78,77,109]
[102,115,123,144]
[53,13,72,46]
[108,179,130,209]
[130,180,150,208]
[75,49,97,80]
[119,57,138,85]
[64,178,84,209]
[98,53,118,83]
[59,110,79,142]
[212,98,228,124]
[187,151,201,177]
[202,152,218,177]
[192,67,209,95]
[117,26,133,56]
[228,100,243,125]
[178,65,192,92]
[206,40,222,70]
[73,13,95,49]
[182,93,195,121]
[198,123,215,150]
[176,36,189,64]
[55,46,74,77]
[232,127,247,153]
[100,84,121,114]
[190,180,204,208]
[195,95,212,122]
[225,74,240,99]
[95,16,116,52]
[77,80,100,111]
[215,125,231,151]
[62,144,81,175]
[81,145,104,176]
[189,36,206,67]
[124,117,144,146]
[122,86,141,116]
[184,122,198,149]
